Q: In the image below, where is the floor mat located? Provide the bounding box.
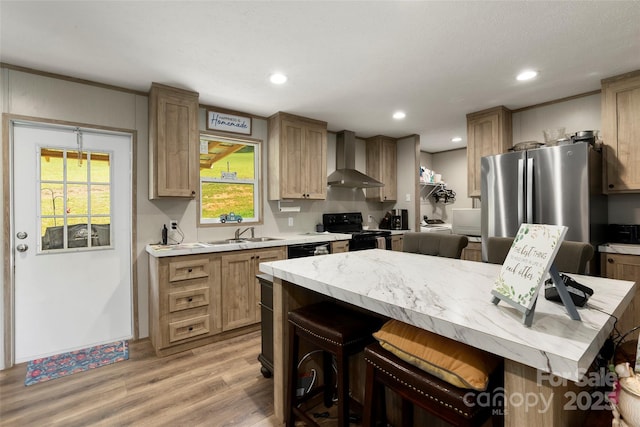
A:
[25,340,128,386]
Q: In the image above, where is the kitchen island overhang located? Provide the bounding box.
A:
[260,249,635,425]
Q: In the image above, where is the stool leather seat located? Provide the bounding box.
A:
[287,301,383,427]
[362,342,502,427]
[289,302,380,348]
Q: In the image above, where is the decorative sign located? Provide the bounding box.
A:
[206,110,252,135]
[491,224,568,326]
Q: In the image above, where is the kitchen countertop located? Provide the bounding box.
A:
[259,249,635,382]
[599,243,640,256]
[145,232,352,257]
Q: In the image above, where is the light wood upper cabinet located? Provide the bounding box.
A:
[601,70,640,193]
[365,136,397,202]
[268,112,327,200]
[466,106,512,198]
[601,253,640,342]
[148,83,199,199]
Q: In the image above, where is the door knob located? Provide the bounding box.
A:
[16,244,28,252]
[16,231,27,239]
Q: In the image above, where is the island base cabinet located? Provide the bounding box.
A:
[504,360,588,427]
[272,278,597,427]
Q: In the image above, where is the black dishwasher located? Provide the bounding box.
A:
[258,242,331,377]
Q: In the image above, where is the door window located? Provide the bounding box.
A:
[39,148,112,251]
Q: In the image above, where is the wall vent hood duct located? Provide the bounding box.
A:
[327,130,384,188]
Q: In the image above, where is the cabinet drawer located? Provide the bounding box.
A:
[168,315,210,343]
[169,287,210,312]
[169,258,209,282]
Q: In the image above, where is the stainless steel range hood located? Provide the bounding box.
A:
[327,130,384,188]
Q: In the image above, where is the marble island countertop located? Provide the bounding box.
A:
[259,249,635,382]
[145,232,352,257]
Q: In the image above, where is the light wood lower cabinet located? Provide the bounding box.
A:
[390,235,403,251]
[221,247,285,331]
[461,241,482,262]
[149,254,222,356]
[601,253,640,341]
[330,240,349,253]
[149,246,284,356]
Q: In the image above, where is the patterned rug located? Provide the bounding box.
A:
[25,340,129,386]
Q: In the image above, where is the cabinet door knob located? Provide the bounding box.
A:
[608,184,614,189]
[608,258,614,264]
[188,297,193,302]
[191,190,196,196]
[188,326,193,331]
[188,268,193,273]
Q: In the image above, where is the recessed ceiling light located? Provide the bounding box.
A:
[392,111,406,120]
[451,136,462,143]
[516,70,538,81]
[269,73,287,84]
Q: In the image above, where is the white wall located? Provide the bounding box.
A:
[423,92,640,227]
[1,69,416,369]
[394,135,420,229]
[420,149,472,223]
[513,92,640,225]
[0,69,152,369]
[512,94,602,144]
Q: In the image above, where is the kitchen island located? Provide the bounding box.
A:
[259,249,636,426]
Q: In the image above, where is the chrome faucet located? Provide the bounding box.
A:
[235,226,254,240]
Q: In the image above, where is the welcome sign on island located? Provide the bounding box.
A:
[207,110,252,135]
[491,223,568,326]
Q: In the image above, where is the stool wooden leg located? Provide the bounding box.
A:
[336,350,350,427]
[362,360,376,427]
[323,351,334,408]
[286,324,299,427]
[401,398,413,427]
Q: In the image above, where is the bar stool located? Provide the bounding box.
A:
[362,341,503,427]
[287,301,383,427]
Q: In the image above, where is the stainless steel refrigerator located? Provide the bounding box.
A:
[480,142,607,262]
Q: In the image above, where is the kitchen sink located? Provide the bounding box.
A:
[207,237,281,245]
[246,237,281,242]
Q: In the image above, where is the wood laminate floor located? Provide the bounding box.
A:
[0,331,278,427]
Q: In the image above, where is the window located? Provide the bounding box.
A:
[199,134,261,225]
[39,148,112,251]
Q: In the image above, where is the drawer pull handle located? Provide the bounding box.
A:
[188,297,193,302]
[188,268,193,273]
[608,258,614,264]
[188,326,193,331]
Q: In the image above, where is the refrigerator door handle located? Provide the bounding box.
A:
[518,158,525,224]
[527,157,534,223]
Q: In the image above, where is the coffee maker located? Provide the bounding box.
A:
[392,209,409,230]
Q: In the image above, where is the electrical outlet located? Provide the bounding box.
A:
[170,220,178,230]
[405,193,411,202]
[368,215,374,223]
[288,217,294,227]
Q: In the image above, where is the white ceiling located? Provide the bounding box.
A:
[1,1,639,153]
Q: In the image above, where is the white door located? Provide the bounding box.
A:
[12,122,133,363]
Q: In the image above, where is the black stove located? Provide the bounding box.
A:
[322,212,391,250]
